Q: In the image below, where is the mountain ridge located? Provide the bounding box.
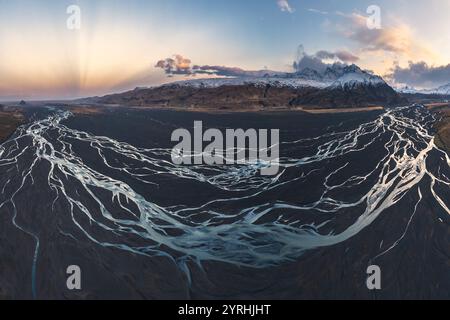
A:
[78,64,406,110]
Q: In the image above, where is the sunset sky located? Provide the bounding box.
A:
[2,0,450,100]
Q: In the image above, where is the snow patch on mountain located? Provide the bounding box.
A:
[395,83,450,95]
[167,77,331,89]
[395,86,422,94]
[330,66,385,89]
[431,83,450,95]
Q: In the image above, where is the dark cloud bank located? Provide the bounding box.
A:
[293,46,359,72]
[388,61,450,88]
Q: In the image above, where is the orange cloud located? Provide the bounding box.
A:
[156,55,193,75]
[344,14,414,54]
[334,12,441,74]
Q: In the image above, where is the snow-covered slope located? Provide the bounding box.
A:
[395,83,450,95]
[330,65,385,89]
[167,77,331,89]
[431,83,450,95]
[395,86,423,94]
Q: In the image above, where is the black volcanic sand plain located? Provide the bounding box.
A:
[0,107,448,300]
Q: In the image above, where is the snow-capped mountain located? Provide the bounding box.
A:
[329,65,385,89]
[395,86,423,94]
[170,64,389,91]
[289,65,403,108]
[166,77,331,90]
[431,83,450,95]
[88,63,404,110]
[395,83,450,95]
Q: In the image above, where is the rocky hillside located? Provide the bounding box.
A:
[93,84,304,110]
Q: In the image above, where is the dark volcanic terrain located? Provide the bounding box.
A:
[0,105,447,300]
[91,84,301,111]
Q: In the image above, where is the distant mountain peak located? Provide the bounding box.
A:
[435,83,450,95]
[330,67,385,90]
[342,64,362,72]
[164,63,390,91]
[396,82,450,96]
